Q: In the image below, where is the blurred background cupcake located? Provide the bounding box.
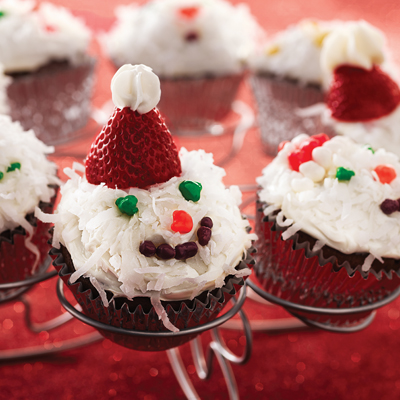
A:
[250,19,338,155]
[0,0,95,145]
[100,0,263,135]
[254,133,400,325]
[321,20,400,157]
[0,115,58,291]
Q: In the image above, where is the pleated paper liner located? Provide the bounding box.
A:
[250,73,334,156]
[0,196,57,301]
[7,57,96,146]
[157,73,244,135]
[51,245,254,351]
[253,199,400,327]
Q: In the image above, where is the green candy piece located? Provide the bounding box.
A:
[365,145,375,154]
[336,167,355,182]
[7,162,21,172]
[0,11,5,18]
[0,172,3,181]
[179,180,202,202]
[115,195,138,216]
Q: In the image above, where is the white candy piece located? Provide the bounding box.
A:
[299,161,326,182]
[291,177,314,192]
[312,146,332,169]
[111,64,161,114]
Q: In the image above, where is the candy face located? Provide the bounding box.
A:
[139,241,156,257]
[197,226,212,246]
[374,165,397,184]
[200,217,213,229]
[171,210,193,233]
[156,244,176,260]
[179,180,202,202]
[115,195,139,216]
[336,167,355,181]
[175,242,198,260]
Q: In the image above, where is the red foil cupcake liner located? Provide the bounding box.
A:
[0,196,56,300]
[157,74,244,135]
[250,74,334,156]
[51,245,253,351]
[254,200,400,326]
[7,57,96,146]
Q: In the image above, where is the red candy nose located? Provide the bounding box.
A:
[171,210,193,234]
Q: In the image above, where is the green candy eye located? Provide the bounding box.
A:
[179,180,202,202]
[7,162,21,172]
[336,167,355,181]
[115,195,139,216]
[0,172,3,181]
[0,11,6,18]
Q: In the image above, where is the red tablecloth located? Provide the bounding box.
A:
[1,1,400,399]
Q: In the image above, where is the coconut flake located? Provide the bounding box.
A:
[89,276,109,307]
[361,254,375,272]
[150,293,179,333]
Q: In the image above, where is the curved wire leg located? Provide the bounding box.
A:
[0,331,103,362]
[20,294,76,333]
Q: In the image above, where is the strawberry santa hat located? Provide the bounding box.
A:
[86,64,182,189]
[321,21,400,122]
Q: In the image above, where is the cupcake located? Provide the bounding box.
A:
[254,133,400,325]
[0,115,58,297]
[101,0,262,135]
[321,21,400,157]
[0,0,95,145]
[250,19,338,155]
[48,64,255,351]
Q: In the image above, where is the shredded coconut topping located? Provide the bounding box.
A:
[0,0,91,73]
[0,115,58,234]
[52,149,255,305]
[101,0,263,78]
[257,135,400,261]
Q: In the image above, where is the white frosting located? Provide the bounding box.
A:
[101,0,263,78]
[111,64,161,114]
[257,135,400,260]
[0,0,91,73]
[251,20,338,85]
[324,106,400,158]
[0,64,10,114]
[320,20,385,87]
[0,115,58,235]
[52,149,255,305]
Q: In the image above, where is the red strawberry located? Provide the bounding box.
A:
[86,107,182,189]
[327,65,400,122]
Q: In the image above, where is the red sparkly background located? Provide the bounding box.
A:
[1,1,400,399]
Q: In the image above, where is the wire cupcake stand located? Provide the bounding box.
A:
[1,248,400,400]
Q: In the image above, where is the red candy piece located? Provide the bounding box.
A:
[278,141,289,152]
[178,6,199,19]
[45,25,56,32]
[171,210,193,234]
[86,107,182,189]
[287,133,330,171]
[327,65,400,122]
[374,165,397,184]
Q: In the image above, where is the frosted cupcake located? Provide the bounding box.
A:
[255,133,400,324]
[0,115,58,294]
[48,65,255,351]
[0,0,95,145]
[101,0,262,135]
[250,19,339,154]
[321,21,400,157]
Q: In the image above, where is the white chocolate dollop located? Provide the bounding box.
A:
[111,64,161,114]
[101,0,263,78]
[321,20,386,87]
[0,0,91,73]
[257,134,400,262]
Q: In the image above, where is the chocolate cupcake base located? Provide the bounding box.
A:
[254,199,400,326]
[51,245,253,351]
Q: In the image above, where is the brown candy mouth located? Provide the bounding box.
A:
[139,216,213,260]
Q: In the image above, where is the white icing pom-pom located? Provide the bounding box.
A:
[312,146,332,169]
[292,134,310,147]
[111,64,161,114]
[299,161,326,182]
[291,177,314,192]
